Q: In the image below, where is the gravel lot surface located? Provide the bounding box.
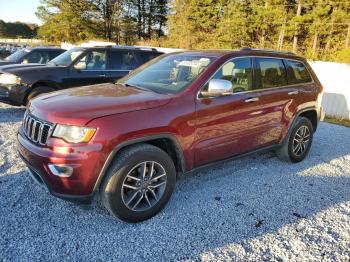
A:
[0,102,350,261]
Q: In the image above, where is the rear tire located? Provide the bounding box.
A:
[100,144,176,223]
[25,86,55,105]
[277,117,314,163]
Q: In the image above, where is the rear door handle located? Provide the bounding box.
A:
[244,97,259,103]
[98,74,107,77]
[288,90,299,95]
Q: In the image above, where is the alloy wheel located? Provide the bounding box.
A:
[292,125,311,156]
[121,161,167,212]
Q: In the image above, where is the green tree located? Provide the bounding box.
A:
[168,0,225,49]
[36,0,101,43]
[36,0,168,44]
[167,0,350,63]
[0,20,6,37]
[167,0,194,48]
[214,0,251,49]
[0,20,37,38]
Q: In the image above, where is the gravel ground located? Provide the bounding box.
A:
[0,102,350,261]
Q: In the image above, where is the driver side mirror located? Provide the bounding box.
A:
[74,61,86,71]
[200,79,233,97]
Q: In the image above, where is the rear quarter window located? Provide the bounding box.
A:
[49,50,64,60]
[136,51,163,64]
[285,60,313,84]
[109,50,137,70]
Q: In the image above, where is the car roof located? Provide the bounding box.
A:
[81,45,161,52]
[27,47,65,51]
[172,48,305,61]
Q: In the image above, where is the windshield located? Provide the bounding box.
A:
[48,48,84,66]
[120,54,215,94]
[5,49,29,62]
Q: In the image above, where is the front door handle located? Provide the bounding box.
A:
[98,74,107,77]
[288,90,299,95]
[244,97,259,103]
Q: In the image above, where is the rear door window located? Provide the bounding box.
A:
[285,60,312,84]
[255,58,288,89]
[109,50,137,70]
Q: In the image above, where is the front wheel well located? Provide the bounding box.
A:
[146,138,184,173]
[94,137,185,194]
[25,83,56,105]
[112,138,184,174]
[31,82,56,91]
[299,110,318,132]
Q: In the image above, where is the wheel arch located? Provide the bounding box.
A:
[93,134,185,193]
[281,107,319,145]
[31,80,59,90]
[298,109,318,132]
[24,81,59,105]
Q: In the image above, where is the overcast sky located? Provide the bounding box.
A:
[0,0,41,24]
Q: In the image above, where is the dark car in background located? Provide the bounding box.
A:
[0,43,26,59]
[0,46,163,106]
[0,49,11,59]
[0,47,65,66]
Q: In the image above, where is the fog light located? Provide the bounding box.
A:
[48,164,73,177]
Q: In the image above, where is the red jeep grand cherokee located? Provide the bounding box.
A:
[17,48,324,222]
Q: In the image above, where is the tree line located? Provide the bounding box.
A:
[0,20,38,39]
[36,0,168,45]
[166,0,350,63]
[3,0,349,63]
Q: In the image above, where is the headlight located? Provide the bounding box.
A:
[52,124,96,143]
[0,73,21,85]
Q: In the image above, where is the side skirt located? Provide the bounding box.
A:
[182,144,279,176]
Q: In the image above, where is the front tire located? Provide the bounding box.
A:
[277,117,314,163]
[100,144,176,223]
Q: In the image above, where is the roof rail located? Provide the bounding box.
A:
[240,47,296,55]
[90,45,158,51]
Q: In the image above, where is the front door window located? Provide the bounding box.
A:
[209,57,253,93]
[76,51,107,70]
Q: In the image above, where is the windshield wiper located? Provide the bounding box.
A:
[123,83,150,92]
[121,83,162,94]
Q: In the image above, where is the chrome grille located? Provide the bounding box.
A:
[22,112,53,145]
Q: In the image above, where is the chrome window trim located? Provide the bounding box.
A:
[196,55,315,100]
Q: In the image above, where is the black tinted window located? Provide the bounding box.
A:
[137,51,162,64]
[24,51,51,64]
[210,57,253,92]
[48,50,64,60]
[256,58,287,89]
[286,60,312,84]
[109,50,137,70]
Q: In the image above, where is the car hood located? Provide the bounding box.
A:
[30,83,172,125]
[0,63,44,73]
